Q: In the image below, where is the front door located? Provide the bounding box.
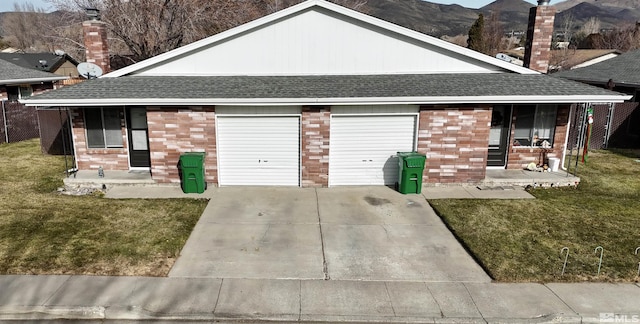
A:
[487,105,512,167]
[126,107,151,168]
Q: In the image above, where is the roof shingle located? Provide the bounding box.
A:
[25,73,624,104]
[553,49,640,88]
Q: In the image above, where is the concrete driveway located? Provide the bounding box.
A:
[169,187,490,282]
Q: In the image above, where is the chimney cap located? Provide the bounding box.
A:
[85,7,100,20]
[538,0,551,5]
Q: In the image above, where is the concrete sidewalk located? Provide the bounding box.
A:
[104,185,536,200]
[422,186,535,200]
[0,275,639,323]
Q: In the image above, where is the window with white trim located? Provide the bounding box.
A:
[85,108,123,148]
[513,104,557,147]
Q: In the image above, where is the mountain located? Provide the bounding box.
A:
[365,0,479,37]
[1,0,636,47]
[554,0,640,12]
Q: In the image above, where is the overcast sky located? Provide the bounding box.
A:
[0,0,558,12]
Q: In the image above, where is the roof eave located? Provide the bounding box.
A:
[22,95,632,107]
[1,76,69,85]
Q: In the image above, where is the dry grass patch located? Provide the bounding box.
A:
[0,139,207,276]
[430,149,640,282]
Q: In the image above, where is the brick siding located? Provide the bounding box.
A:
[417,106,491,184]
[82,20,111,74]
[523,5,556,73]
[301,106,330,187]
[147,107,217,184]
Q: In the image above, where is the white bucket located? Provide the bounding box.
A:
[548,158,560,172]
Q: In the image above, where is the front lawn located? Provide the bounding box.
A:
[0,139,207,276]
[430,149,640,282]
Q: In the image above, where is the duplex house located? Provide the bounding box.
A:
[23,0,629,187]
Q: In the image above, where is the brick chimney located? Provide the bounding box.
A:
[82,8,110,74]
[523,0,556,73]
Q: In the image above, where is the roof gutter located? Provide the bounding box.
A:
[1,76,69,85]
[23,94,632,107]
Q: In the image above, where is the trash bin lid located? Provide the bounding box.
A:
[180,152,205,167]
[404,156,425,168]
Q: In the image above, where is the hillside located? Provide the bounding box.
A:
[1,0,636,48]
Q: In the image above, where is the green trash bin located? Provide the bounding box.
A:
[180,152,206,194]
[397,152,426,194]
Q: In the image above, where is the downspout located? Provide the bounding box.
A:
[67,107,79,173]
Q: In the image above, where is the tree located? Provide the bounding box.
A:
[45,0,369,66]
[467,14,486,53]
[46,0,267,63]
[483,11,504,56]
[1,4,50,52]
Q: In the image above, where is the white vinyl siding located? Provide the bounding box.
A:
[216,115,300,186]
[329,110,417,186]
[136,9,502,76]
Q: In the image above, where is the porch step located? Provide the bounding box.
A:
[63,170,156,190]
[482,169,580,188]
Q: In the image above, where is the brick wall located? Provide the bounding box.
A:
[70,108,129,170]
[82,20,110,74]
[506,104,570,169]
[301,106,330,187]
[523,5,556,73]
[417,106,491,184]
[147,107,217,184]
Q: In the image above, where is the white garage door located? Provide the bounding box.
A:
[217,114,300,186]
[329,107,418,186]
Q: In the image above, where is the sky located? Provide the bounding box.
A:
[0,0,52,12]
[0,0,551,12]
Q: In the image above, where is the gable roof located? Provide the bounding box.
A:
[23,74,630,106]
[21,0,632,106]
[553,49,640,88]
[104,0,537,78]
[0,53,78,74]
[0,58,69,85]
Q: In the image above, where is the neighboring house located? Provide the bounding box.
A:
[554,49,640,149]
[0,59,68,144]
[0,52,80,79]
[502,49,620,71]
[22,0,629,187]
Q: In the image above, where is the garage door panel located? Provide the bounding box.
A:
[217,116,300,186]
[329,115,417,186]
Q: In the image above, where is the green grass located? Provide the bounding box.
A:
[430,149,640,282]
[0,139,208,276]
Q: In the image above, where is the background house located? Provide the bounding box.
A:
[0,52,79,79]
[23,0,629,188]
[0,58,68,146]
[554,49,640,149]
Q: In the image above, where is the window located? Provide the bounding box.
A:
[513,105,557,147]
[6,86,33,102]
[85,108,123,148]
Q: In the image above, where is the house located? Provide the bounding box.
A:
[22,0,630,187]
[501,49,620,72]
[554,49,640,149]
[0,52,80,79]
[0,58,68,144]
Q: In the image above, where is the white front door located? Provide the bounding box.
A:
[329,111,417,186]
[216,115,300,186]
